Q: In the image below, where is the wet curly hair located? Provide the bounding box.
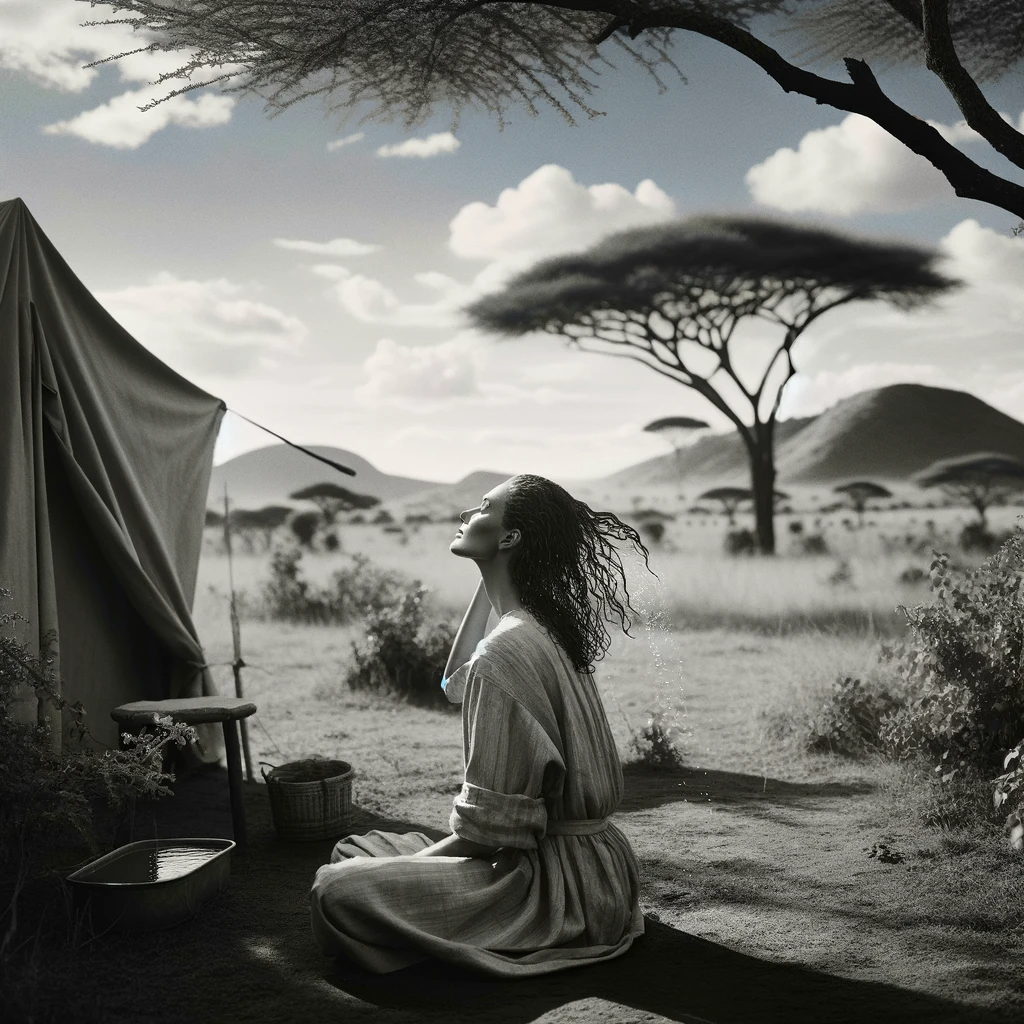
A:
[501,474,656,674]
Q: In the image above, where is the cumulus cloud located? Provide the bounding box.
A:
[274,237,381,257]
[745,114,988,215]
[326,132,365,151]
[0,2,241,144]
[44,86,234,148]
[376,132,460,158]
[356,338,478,403]
[95,272,307,376]
[320,268,478,327]
[449,164,677,272]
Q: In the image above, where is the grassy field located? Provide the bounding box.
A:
[184,516,1024,1019]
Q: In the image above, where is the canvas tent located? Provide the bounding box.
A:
[0,197,225,753]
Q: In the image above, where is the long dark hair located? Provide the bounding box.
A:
[501,474,656,674]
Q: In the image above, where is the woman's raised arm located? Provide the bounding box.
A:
[443,579,493,682]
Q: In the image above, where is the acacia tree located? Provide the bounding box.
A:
[699,486,752,526]
[833,480,893,527]
[914,452,1024,528]
[465,216,957,553]
[289,483,380,527]
[87,1,1024,222]
[643,415,709,494]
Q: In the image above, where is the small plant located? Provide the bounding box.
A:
[345,587,456,710]
[640,521,666,545]
[800,533,829,555]
[723,528,757,556]
[878,532,1024,835]
[827,559,853,587]
[627,712,686,770]
[803,676,903,756]
[289,510,320,549]
[259,546,333,623]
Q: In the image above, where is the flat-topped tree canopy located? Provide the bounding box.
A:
[467,216,958,340]
[834,480,893,523]
[914,452,1024,527]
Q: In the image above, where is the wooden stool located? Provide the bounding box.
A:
[111,697,258,852]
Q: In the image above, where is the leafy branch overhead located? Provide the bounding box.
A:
[84,0,1024,218]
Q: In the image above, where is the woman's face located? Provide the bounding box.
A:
[449,478,519,561]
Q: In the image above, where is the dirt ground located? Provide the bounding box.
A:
[31,621,1022,1024]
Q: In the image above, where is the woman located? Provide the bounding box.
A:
[310,473,656,976]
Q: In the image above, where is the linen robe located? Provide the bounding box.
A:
[309,608,644,976]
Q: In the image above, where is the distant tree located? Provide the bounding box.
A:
[642,416,709,495]
[373,509,395,525]
[289,510,321,550]
[699,487,752,527]
[914,453,1024,528]
[204,509,224,528]
[467,217,957,553]
[92,2,1024,222]
[230,505,293,551]
[289,483,380,527]
[833,481,894,528]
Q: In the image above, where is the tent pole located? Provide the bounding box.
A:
[223,485,255,783]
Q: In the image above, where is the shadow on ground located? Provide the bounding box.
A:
[620,762,874,814]
[19,766,1008,1024]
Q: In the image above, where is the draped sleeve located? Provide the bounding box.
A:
[448,660,562,850]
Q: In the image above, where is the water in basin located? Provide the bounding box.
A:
[84,845,220,884]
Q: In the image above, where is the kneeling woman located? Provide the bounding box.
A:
[310,473,655,976]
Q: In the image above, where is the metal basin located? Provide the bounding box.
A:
[66,838,235,933]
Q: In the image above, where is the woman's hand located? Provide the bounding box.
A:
[442,579,493,681]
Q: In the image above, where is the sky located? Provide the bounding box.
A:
[2,1,1023,484]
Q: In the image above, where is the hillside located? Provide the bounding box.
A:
[208,446,438,510]
[776,383,1024,482]
[207,384,1024,511]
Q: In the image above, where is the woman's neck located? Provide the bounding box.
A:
[477,562,523,619]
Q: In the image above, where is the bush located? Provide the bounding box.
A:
[259,549,412,625]
[879,533,1024,828]
[373,509,394,525]
[627,715,686,771]
[723,528,757,555]
[898,565,929,585]
[640,521,666,544]
[788,520,804,535]
[0,590,192,984]
[828,559,853,587]
[959,521,1007,554]
[289,510,320,549]
[800,533,829,555]
[322,532,340,552]
[345,588,456,710]
[803,676,903,756]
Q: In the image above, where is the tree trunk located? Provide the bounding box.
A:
[748,442,777,555]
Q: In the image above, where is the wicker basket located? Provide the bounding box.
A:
[260,758,355,841]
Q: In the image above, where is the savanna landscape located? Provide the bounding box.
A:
[4,3,1024,1023]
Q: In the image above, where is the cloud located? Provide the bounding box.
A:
[779,363,947,419]
[274,237,381,257]
[449,164,677,273]
[322,269,478,327]
[95,272,307,376]
[326,132,365,151]
[376,132,460,158]
[745,114,989,215]
[43,86,234,148]
[356,338,479,403]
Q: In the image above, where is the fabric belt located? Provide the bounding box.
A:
[545,817,609,836]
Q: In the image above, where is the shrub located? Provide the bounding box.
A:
[373,509,394,525]
[803,676,903,756]
[289,510,320,549]
[898,565,929,585]
[879,533,1024,828]
[800,533,829,555]
[327,553,408,620]
[723,528,757,555]
[788,520,804,535]
[0,591,192,971]
[626,712,685,771]
[322,532,340,552]
[259,547,334,623]
[959,521,1005,554]
[345,588,456,710]
[640,521,666,544]
[828,559,853,587]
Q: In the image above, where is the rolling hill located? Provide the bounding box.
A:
[207,384,1024,511]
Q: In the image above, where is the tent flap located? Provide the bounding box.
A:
[0,197,225,751]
